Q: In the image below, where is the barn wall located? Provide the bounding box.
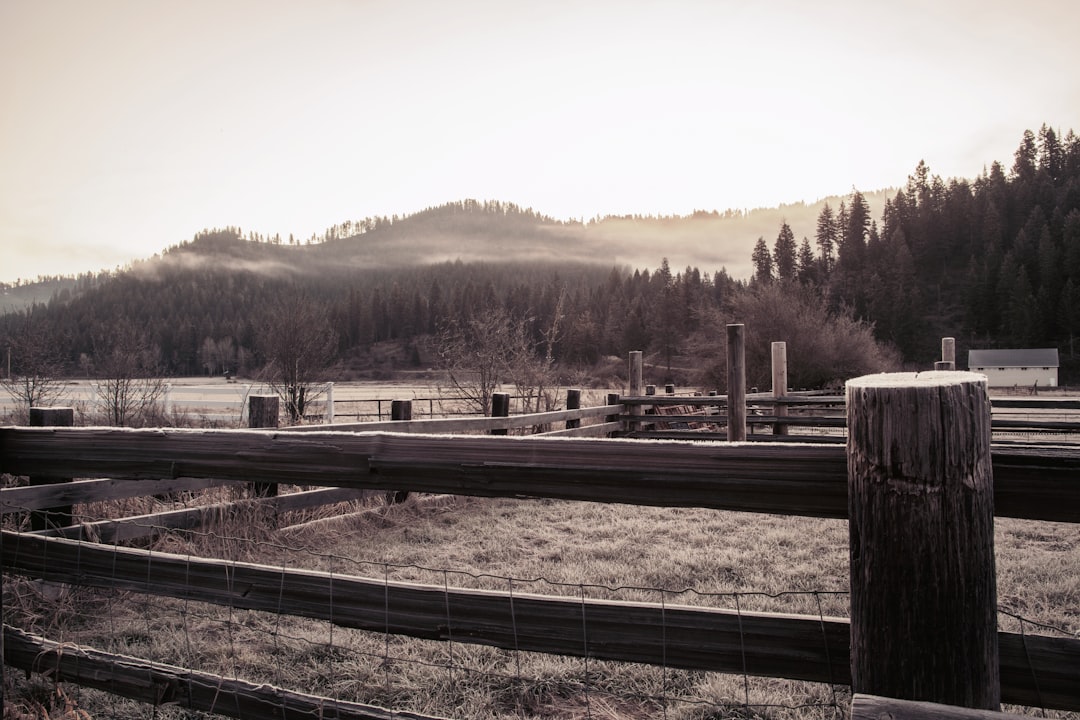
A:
[969,367,1058,387]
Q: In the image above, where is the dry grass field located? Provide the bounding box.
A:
[4,486,1078,720]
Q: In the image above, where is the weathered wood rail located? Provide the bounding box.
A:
[2,427,1079,522]
[3,626,442,720]
[2,529,1076,709]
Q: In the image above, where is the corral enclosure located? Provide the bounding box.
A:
[2,348,1080,720]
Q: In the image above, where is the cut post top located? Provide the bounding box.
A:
[846,371,986,390]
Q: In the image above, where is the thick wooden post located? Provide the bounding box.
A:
[28,407,75,530]
[248,395,279,497]
[771,341,789,436]
[664,383,675,395]
[389,400,413,503]
[490,392,510,436]
[942,337,957,370]
[847,371,998,709]
[606,393,620,422]
[391,399,412,421]
[628,351,643,432]
[726,324,746,441]
[565,389,581,430]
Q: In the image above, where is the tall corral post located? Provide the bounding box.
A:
[490,392,510,436]
[941,336,957,370]
[726,324,746,441]
[388,400,413,503]
[248,395,279,497]
[628,351,643,432]
[28,407,75,530]
[847,371,998,709]
[565,389,581,430]
[324,381,335,424]
[771,341,788,436]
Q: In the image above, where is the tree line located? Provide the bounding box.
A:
[9,124,1076,405]
[750,124,1080,368]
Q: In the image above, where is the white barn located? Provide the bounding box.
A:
[967,348,1059,388]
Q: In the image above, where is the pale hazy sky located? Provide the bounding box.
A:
[2,0,1078,284]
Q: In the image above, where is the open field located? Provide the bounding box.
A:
[0,377,619,425]
[6,487,1078,719]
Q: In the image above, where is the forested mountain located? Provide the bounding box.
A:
[747,124,1080,369]
[3,125,1079,386]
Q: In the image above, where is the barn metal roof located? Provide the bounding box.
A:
[967,348,1059,368]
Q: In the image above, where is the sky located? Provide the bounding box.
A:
[2,0,1079,284]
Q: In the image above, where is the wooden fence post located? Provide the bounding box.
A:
[726,324,746,441]
[324,381,334,424]
[490,392,510,436]
[847,371,999,709]
[391,399,412,422]
[28,407,74,530]
[389,400,412,503]
[565,389,581,430]
[664,383,675,395]
[248,395,279,498]
[771,341,788,436]
[628,351,643,432]
[941,336,957,370]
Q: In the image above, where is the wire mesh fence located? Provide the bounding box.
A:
[0,491,856,720]
[2,486,1078,720]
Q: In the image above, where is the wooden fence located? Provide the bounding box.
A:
[2,409,1080,716]
[2,341,1080,718]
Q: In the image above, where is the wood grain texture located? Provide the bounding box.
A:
[852,693,1029,720]
[2,428,1079,522]
[847,372,999,709]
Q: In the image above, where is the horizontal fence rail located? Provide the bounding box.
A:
[3,626,442,720]
[2,427,1080,522]
[284,404,621,435]
[3,531,1076,709]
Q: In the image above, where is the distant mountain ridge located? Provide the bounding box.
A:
[2,190,893,314]
[167,190,894,276]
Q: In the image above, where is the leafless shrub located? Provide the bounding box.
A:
[256,291,338,424]
[92,317,168,427]
[1,310,68,416]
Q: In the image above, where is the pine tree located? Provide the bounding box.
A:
[752,237,773,283]
[773,222,797,281]
[797,238,817,284]
[815,203,837,277]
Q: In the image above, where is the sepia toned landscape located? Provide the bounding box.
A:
[3,2,1080,719]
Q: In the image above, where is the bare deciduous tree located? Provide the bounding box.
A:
[257,292,337,424]
[437,299,566,424]
[1,311,67,418]
[93,317,168,427]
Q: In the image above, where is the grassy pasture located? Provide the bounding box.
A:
[4,486,1078,719]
